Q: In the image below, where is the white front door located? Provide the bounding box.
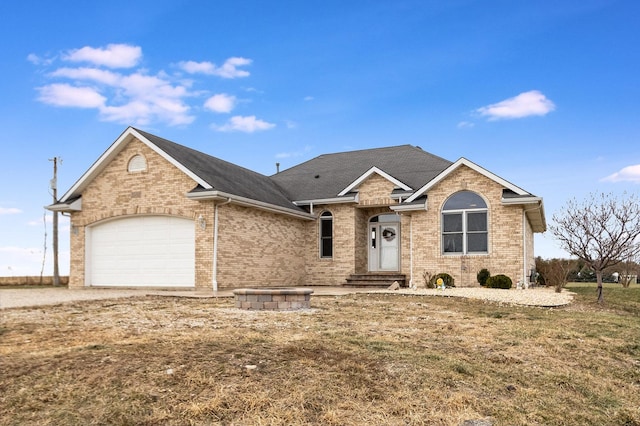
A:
[368,215,400,271]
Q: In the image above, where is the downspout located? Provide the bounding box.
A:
[409,213,414,288]
[523,209,527,288]
[522,204,540,289]
[213,198,232,293]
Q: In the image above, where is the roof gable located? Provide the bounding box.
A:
[338,166,412,196]
[406,157,530,203]
[271,145,453,201]
[59,127,302,213]
[134,129,299,211]
[59,127,211,204]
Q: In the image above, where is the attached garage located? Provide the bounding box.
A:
[86,216,195,287]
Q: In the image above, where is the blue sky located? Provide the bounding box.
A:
[1,0,639,276]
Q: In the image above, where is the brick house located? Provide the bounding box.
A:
[48,127,546,290]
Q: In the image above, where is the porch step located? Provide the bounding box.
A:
[344,273,407,288]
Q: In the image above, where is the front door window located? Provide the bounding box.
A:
[369,214,400,271]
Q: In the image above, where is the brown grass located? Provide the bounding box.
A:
[1,288,639,425]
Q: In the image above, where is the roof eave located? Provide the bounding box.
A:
[58,127,212,203]
[390,202,427,212]
[406,157,530,203]
[45,197,82,213]
[186,190,315,220]
[293,194,359,206]
[501,197,547,233]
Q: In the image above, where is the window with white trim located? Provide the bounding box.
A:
[442,191,488,254]
[320,211,333,258]
[127,154,147,172]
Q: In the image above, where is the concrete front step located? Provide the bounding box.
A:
[345,273,407,288]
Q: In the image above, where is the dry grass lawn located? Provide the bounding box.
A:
[1,285,639,425]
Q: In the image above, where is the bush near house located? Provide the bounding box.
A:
[429,273,455,288]
[485,274,512,289]
[477,268,490,286]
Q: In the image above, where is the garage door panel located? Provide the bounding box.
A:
[88,216,195,287]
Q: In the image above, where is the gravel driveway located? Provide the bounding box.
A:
[0,286,573,309]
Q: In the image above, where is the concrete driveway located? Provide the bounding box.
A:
[0,285,573,309]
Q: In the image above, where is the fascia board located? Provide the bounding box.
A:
[501,196,547,232]
[293,195,359,205]
[500,196,543,205]
[390,202,427,212]
[45,197,82,212]
[58,127,134,203]
[338,166,412,197]
[59,127,211,203]
[406,158,530,203]
[186,190,315,220]
[128,128,212,190]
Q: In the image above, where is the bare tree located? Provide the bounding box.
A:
[535,257,576,293]
[618,255,639,288]
[550,192,640,303]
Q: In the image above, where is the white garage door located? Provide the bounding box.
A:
[87,216,195,287]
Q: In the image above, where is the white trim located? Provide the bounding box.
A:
[293,194,359,206]
[213,198,231,293]
[186,190,316,220]
[390,202,426,212]
[46,197,82,212]
[406,157,529,203]
[523,209,527,287]
[127,154,147,172]
[59,127,211,203]
[338,166,412,197]
[500,196,542,205]
[409,214,413,288]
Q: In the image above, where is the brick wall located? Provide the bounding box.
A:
[68,137,536,290]
[303,204,358,285]
[407,165,528,287]
[303,175,405,283]
[68,138,212,289]
[215,203,307,288]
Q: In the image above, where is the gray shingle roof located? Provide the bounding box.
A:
[134,129,302,211]
[138,130,456,207]
[270,145,453,201]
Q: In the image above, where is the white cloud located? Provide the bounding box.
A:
[63,43,142,68]
[27,53,54,66]
[39,67,194,125]
[204,94,237,113]
[50,67,120,85]
[0,207,22,215]
[276,145,313,159]
[304,96,314,101]
[0,245,70,276]
[477,90,555,120]
[37,83,106,108]
[213,115,275,133]
[28,212,70,226]
[32,45,261,127]
[601,164,640,183]
[457,121,475,128]
[179,57,251,78]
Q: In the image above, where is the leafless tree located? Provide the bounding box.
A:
[550,192,640,303]
[536,258,576,293]
[618,255,639,288]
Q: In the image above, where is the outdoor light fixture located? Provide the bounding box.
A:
[197,214,206,230]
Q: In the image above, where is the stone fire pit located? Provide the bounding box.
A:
[232,288,314,311]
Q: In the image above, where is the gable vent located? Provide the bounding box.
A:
[128,154,147,172]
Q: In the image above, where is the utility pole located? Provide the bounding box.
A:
[49,157,60,287]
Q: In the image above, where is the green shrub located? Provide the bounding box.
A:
[485,274,512,289]
[477,268,490,286]
[429,273,455,288]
